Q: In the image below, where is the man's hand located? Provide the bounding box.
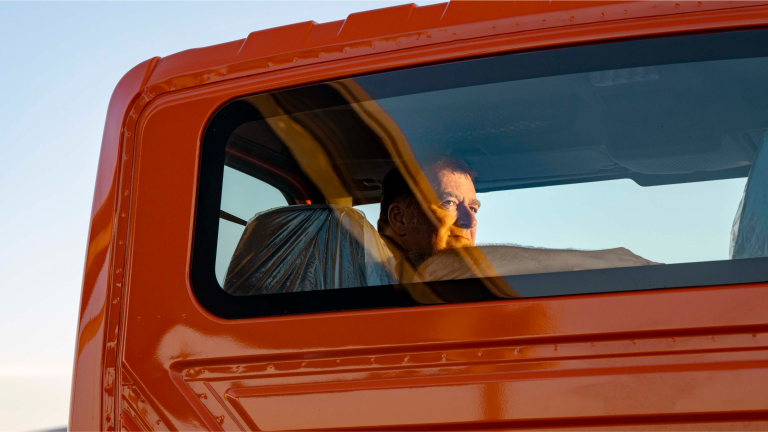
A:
[413,245,661,282]
[575,247,660,271]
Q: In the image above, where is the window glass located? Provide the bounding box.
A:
[359,178,746,265]
[194,29,768,318]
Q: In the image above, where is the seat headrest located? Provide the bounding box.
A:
[730,133,768,259]
[224,205,396,295]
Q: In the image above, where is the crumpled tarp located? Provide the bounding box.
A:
[224,205,396,295]
[731,132,768,259]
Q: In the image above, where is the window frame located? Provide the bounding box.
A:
[191,28,768,319]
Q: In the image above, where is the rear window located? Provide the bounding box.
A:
[192,29,768,318]
[216,167,288,286]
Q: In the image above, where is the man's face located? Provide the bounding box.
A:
[398,169,480,254]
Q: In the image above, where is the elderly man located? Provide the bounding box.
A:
[377,158,657,282]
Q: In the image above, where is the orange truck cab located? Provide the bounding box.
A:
[71,2,768,430]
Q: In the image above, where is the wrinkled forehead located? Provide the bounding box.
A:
[424,166,476,195]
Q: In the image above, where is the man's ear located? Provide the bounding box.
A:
[388,201,408,236]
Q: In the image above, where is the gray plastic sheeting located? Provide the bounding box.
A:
[731,133,768,259]
[224,205,396,295]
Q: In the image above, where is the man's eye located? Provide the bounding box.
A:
[470,207,479,214]
[442,200,457,208]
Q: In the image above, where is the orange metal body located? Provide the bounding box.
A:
[71,2,768,430]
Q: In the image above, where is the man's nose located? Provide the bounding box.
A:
[455,203,477,229]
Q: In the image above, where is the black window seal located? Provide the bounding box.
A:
[190,28,768,320]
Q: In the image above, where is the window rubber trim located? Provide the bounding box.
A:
[191,28,768,319]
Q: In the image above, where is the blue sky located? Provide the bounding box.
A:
[0,2,438,430]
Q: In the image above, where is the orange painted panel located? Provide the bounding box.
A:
[178,333,768,429]
[228,366,768,430]
[70,1,768,430]
[69,57,159,432]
